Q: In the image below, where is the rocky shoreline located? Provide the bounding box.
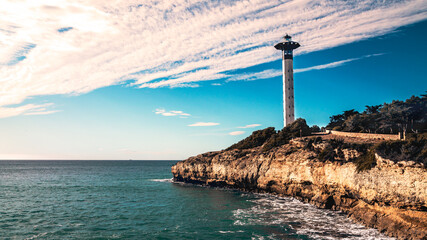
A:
[171,137,427,239]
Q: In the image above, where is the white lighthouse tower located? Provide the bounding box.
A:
[274,34,300,127]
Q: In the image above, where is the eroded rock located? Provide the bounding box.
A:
[171,141,427,239]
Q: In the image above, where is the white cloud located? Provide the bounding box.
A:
[0,103,57,119]
[295,59,359,74]
[227,69,281,82]
[0,0,426,117]
[24,110,61,116]
[226,53,385,81]
[188,122,220,127]
[229,131,245,136]
[294,53,385,73]
[155,108,191,117]
[238,124,261,129]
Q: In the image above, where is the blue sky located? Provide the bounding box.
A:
[0,1,426,160]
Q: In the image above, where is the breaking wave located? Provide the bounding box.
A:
[233,193,394,240]
[150,178,173,183]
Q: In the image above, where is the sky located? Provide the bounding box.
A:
[0,0,426,160]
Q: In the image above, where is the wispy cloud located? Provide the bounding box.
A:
[229,131,245,136]
[24,110,61,116]
[188,122,220,127]
[238,124,261,129]
[295,59,358,73]
[0,0,425,117]
[227,69,281,82]
[0,103,57,119]
[226,53,385,81]
[155,109,190,117]
[295,53,385,73]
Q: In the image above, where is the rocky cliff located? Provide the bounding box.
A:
[172,137,427,239]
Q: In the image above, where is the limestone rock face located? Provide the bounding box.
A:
[172,141,427,240]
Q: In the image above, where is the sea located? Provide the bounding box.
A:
[0,160,394,240]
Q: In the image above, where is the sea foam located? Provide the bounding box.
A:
[233,193,395,240]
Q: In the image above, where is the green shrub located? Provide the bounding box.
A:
[261,133,289,152]
[226,118,318,152]
[353,139,427,172]
[284,147,298,156]
[310,125,321,132]
[374,139,426,166]
[329,138,345,149]
[318,146,336,162]
[287,118,312,137]
[406,133,427,141]
[317,139,370,163]
[347,142,370,153]
[262,118,311,152]
[226,127,276,150]
[332,126,342,131]
[355,149,376,172]
[304,138,315,151]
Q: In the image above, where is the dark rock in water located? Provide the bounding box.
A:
[172,137,427,240]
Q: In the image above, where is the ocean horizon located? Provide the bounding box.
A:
[0,160,393,239]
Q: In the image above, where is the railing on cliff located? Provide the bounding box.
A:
[325,130,401,140]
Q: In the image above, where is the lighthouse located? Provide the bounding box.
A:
[274,34,300,127]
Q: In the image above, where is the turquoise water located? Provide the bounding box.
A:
[0,161,392,239]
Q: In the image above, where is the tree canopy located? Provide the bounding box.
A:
[326,93,427,133]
